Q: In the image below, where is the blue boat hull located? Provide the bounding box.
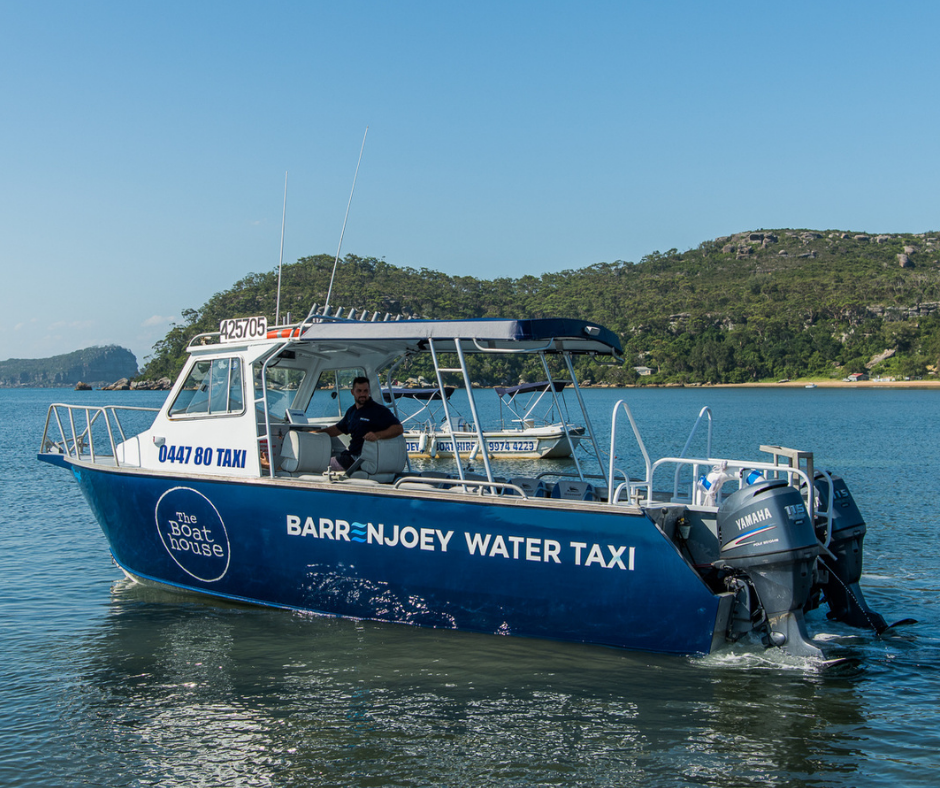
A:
[62,460,727,656]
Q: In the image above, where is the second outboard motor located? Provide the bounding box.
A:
[813,472,888,631]
[717,480,821,658]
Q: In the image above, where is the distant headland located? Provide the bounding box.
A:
[0,345,141,389]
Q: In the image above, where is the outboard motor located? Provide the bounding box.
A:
[717,480,821,658]
[812,472,888,631]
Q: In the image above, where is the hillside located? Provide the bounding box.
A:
[0,345,139,388]
[140,229,940,386]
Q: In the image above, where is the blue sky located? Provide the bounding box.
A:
[2,1,938,367]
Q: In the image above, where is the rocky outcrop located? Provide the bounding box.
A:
[131,378,173,390]
[866,348,896,369]
[99,377,173,391]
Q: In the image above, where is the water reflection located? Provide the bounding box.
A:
[51,580,891,787]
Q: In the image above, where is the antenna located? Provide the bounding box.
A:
[324,126,368,310]
[275,170,288,326]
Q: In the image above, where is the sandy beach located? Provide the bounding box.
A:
[711,379,940,389]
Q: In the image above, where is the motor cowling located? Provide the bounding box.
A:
[812,472,887,631]
[717,480,821,657]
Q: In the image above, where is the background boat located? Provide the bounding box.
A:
[387,380,585,459]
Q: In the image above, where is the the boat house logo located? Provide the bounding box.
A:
[155,487,231,582]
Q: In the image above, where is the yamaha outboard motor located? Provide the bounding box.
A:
[717,480,821,658]
[812,472,888,631]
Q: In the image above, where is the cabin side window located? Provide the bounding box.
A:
[169,357,245,417]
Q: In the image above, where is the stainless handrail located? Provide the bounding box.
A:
[392,476,529,498]
[607,399,652,504]
[647,456,816,518]
[39,404,159,468]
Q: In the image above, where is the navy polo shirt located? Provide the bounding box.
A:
[336,398,401,456]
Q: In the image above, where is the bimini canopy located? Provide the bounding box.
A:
[382,386,455,402]
[296,317,622,357]
[494,380,567,398]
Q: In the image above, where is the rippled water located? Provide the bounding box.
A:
[2,387,939,787]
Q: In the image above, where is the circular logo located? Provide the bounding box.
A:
[155,487,231,582]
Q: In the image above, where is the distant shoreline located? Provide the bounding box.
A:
[621,379,940,390]
[4,378,940,392]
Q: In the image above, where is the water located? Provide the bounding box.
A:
[2,387,939,787]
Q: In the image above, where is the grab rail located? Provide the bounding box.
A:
[607,400,652,504]
[646,456,817,521]
[39,404,159,468]
[392,476,529,498]
[679,406,713,459]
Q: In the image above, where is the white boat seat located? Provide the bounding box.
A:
[550,480,595,501]
[508,477,547,498]
[279,431,332,475]
[347,435,407,483]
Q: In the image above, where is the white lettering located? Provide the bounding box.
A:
[526,538,541,562]
[544,540,561,563]
[465,532,491,555]
[585,544,606,566]
[571,541,588,565]
[736,507,773,532]
[420,528,435,551]
[287,514,300,536]
[606,545,626,570]
[489,535,509,558]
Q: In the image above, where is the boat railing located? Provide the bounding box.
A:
[645,456,819,521]
[393,476,530,498]
[606,399,653,505]
[39,403,160,468]
[811,469,836,547]
[678,407,713,458]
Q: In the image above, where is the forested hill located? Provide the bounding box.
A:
[0,345,138,388]
[141,229,940,386]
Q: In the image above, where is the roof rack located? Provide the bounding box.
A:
[300,304,421,324]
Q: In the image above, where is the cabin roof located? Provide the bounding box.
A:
[295,317,622,357]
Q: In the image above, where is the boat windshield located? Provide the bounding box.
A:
[303,368,367,422]
[254,364,306,423]
[169,358,245,417]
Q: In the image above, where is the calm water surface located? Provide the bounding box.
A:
[1,387,938,787]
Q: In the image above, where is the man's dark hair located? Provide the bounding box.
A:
[352,376,370,389]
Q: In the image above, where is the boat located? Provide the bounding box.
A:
[38,306,905,660]
[384,380,584,459]
[805,383,818,389]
